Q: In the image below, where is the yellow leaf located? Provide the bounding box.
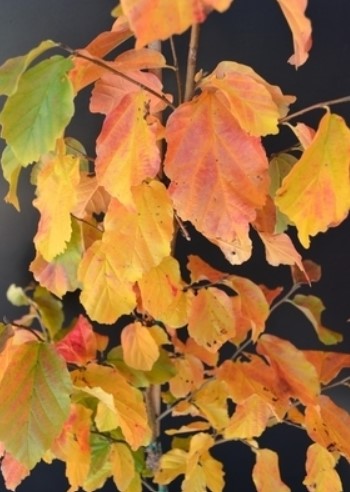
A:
[193,380,230,431]
[154,448,187,485]
[110,442,136,492]
[200,61,295,136]
[102,182,174,284]
[166,422,211,436]
[120,0,233,48]
[253,449,290,492]
[1,146,21,210]
[138,256,188,328]
[257,334,320,405]
[78,240,136,324]
[202,453,225,492]
[73,364,152,450]
[165,90,269,262]
[95,92,161,209]
[121,322,160,371]
[275,0,312,67]
[224,394,275,440]
[276,112,350,247]
[303,443,342,492]
[292,295,343,345]
[187,288,236,352]
[33,146,80,261]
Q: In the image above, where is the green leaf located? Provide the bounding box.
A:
[0,342,72,469]
[6,284,30,307]
[33,285,64,339]
[0,56,75,165]
[1,146,22,210]
[0,40,57,96]
[83,434,112,492]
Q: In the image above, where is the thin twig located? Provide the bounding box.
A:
[231,337,252,360]
[280,95,350,123]
[322,375,350,392]
[269,283,301,314]
[142,480,159,492]
[169,37,182,104]
[10,322,45,342]
[58,43,176,110]
[184,24,200,102]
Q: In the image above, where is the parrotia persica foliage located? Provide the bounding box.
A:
[0,1,349,491]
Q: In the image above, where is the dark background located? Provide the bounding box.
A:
[1,0,350,490]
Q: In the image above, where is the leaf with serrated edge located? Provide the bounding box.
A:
[165,90,269,262]
[276,113,350,248]
[0,56,74,165]
[0,342,72,469]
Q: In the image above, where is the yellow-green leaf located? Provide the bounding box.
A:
[1,146,22,210]
[0,342,72,469]
[276,112,350,247]
[0,56,74,165]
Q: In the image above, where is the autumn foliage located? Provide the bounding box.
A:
[0,1,350,491]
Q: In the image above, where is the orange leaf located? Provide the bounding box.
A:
[257,232,306,276]
[276,112,350,247]
[230,275,269,342]
[121,0,233,48]
[95,92,161,208]
[165,90,269,262]
[78,240,136,324]
[275,0,312,67]
[55,315,99,366]
[187,255,227,284]
[169,355,204,398]
[305,395,350,460]
[0,452,30,491]
[303,350,350,384]
[138,256,188,328]
[253,449,291,492]
[257,334,320,405]
[121,322,159,371]
[33,145,80,261]
[291,259,321,285]
[193,380,230,431]
[200,61,295,136]
[187,287,236,352]
[303,443,342,492]
[224,394,276,440]
[69,16,133,91]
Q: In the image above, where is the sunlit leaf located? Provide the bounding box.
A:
[165,90,269,263]
[276,112,350,247]
[78,239,136,324]
[257,334,320,405]
[95,91,161,208]
[0,342,72,469]
[303,443,342,492]
[0,39,57,96]
[275,0,312,67]
[187,287,236,352]
[253,448,290,492]
[199,61,295,136]
[33,144,80,261]
[291,295,343,345]
[0,56,74,165]
[121,322,160,371]
[120,0,233,48]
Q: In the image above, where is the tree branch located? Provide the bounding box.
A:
[169,37,183,104]
[184,24,200,102]
[280,95,350,123]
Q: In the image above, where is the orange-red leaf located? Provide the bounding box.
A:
[199,61,295,136]
[303,350,350,384]
[121,0,233,48]
[95,92,161,208]
[253,449,291,492]
[275,0,312,67]
[257,334,320,405]
[303,443,342,492]
[0,452,29,491]
[276,112,350,247]
[121,322,159,371]
[165,90,269,263]
[55,315,100,366]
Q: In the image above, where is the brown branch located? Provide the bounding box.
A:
[170,36,183,104]
[184,24,200,102]
[280,95,350,123]
[58,43,176,110]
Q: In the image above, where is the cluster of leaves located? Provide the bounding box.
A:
[0,1,350,491]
